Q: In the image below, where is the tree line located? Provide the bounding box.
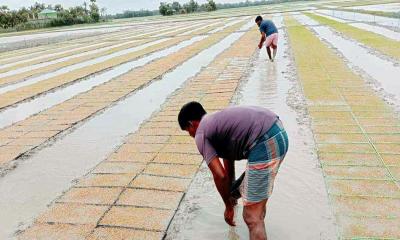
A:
[0,1,104,30]
[159,0,217,16]
[215,0,300,9]
[1,0,311,30]
[157,0,307,16]
[113,10,159,19]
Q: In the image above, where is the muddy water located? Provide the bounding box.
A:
[0,22,251,240]
[0,43,85,66]
[318,9,400,30]
[0,25,129,45]
[314,11,400,41]
[0,20,242,128]
[313,12,348,23]
[0,42,105,71]
[179,20,223,36]
[350,22,400,41]
[166,17,337,240]
[0,25,132,52]
[0,38,170,95]
[0,20,220,92]
[0,40,141,79]
[152,21,209,37]
[0,23,185,70]
[209,18,247,33]
[0,36,205,129]
[118,24,179,40]
[296,14,400,107]
[347,3,400,13]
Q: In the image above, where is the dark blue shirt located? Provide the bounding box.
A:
[259,19,278,36]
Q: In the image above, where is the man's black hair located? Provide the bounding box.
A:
[178,101,207,130]
[255,15,263,23]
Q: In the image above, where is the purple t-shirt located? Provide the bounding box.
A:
[195,106,278,164]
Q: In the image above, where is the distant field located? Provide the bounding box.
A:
[1,1,399,240]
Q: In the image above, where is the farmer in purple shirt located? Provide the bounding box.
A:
[178,102,289,240]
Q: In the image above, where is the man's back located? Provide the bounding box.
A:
[195,106,278,163]
[259,19,278,36]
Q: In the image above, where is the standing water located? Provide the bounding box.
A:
[166,16,338,240]
[318,9,400,30]
[295,14,400,108]
[0,21,253,240]
[314,11,400,41]
[0,36,205,129]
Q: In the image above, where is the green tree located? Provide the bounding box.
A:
[54,4,63,12]
[83,1,88,14]
[29,2,45,19]
[159,2,173,16]
[0,5,9,12]
[100,7,106,16]
[0,9,28,29]
[207,0,217,11]
[89,0,100,22]
[183,0,199,13]
[0,7,11,28]
[171,2,182,13]
[159,2,167,15]
[18,7,30,21]
[200,0,217,12]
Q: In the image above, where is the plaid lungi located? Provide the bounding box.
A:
[240,119,289,206]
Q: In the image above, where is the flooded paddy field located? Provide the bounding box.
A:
[347,2,400,13]
[0,0,399,239]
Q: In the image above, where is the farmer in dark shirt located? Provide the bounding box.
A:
[178,102,289,240]
[256,15,279,62]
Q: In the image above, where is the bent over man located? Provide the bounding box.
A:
[178,102,289,240]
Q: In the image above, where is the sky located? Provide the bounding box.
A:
[1,0,246,14]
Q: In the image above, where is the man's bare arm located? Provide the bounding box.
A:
[208,156,236,226]
[208,157,231,206]
[258,32,266,49]
[223,158,235,185]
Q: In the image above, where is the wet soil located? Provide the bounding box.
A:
[318,9,400,30]
[314,11,400,41]
[296,14,400,109]
[0,37,204,129]
[0,25,251,240]
[165,17,338,240]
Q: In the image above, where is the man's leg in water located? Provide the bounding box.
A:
[266,46,272,61]
[243,199,268,240]
[271,44,277,60]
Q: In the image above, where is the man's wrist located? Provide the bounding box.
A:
[224,197,234,208]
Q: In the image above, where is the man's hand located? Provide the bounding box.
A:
[230,196,238,207]
[208,157,237,226]
[258,43,263,49]
[224,205,236,226]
